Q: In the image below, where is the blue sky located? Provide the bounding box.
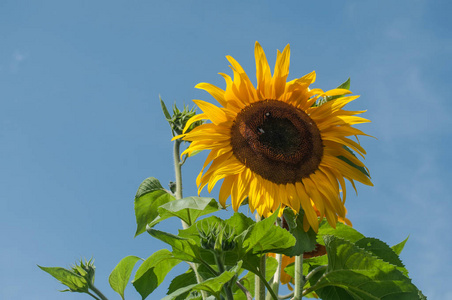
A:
[1,1,451,299]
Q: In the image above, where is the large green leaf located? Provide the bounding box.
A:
[150,197,221,227]
[224,212,255,236]
[162,262,242,300]
[392,236,409,256]
[283,209,317,256]
[132,249,181,299]
[240,210,296,255]
[38,266,88,293]
[147,229,201,263]
[317,220,365,245]
[308,235,420,300]
[109,256,142,299]
[355,237,408,276]
[167,269,199,300]
[134,177,175,237]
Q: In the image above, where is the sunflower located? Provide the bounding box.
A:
[177,42,372,232]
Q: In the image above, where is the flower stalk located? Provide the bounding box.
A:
[173,137,207,300]
[88,284,108,300]
[266,253,282,300]
[292,255,304,300]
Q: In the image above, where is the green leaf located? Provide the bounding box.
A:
[355,237,408,276]
[132,249,181,299]
[317,220,365,245]
[167,269,199,300]
[38,266,88,293]
[338,146,370,177]
[150,197,221,227]
[224,212,255,236]
[147,229,201,263]
[109,256,142,300]
[134,177,175,237]
[308,235,420,300]
[392,236,409,256]
[240,210,296,255]
[283,209,317,256]
[162,262,242,300]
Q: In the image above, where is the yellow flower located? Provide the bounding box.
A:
[178,42,372,232]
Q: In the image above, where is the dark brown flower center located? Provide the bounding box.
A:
[230,100,323,184]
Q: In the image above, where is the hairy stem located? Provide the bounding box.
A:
[88,284,108,300]
[266,253,282,300]
[236,280,253,300]
[291,255,304,300]
[254,214,266,300]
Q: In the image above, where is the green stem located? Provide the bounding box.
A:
[173,140,184,201]
[266,217,283,300]
[88,284,108,300]
[279,292,294,300]
[305,265,327,282]
[266,253,282,300]
[292,255,304,300]
[173,139,206,300]
[214,252,234,300]
[255,214,266,300]
[86,291,101,300]
[256,269,278,300]
[236,281,253,300]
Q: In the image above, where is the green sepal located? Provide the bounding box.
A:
[38,265,89,293]
[160,95,172,121]
[337,78,351,90]
[150,197,221,227]
[109,256,142,300]
[134,177,175,237]
[132,249,182,299]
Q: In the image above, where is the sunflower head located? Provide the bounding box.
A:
[178,42,372,232]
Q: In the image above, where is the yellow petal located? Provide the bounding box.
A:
[272,44,290,99]
[195,82,228,107]
[192,100,229,125]
[219,175,235,207]
[254,41,272,99]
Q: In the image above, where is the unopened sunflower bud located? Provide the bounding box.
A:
[71,258,96,287]
[160,96,203,137]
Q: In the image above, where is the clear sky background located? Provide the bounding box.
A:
[1,1,451,299]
